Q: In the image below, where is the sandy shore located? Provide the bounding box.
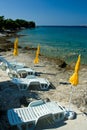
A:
[0,48,87,130]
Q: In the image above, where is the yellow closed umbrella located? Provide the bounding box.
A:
[75,54,80,73]
[69,72,79,86]
[34,44,40,64]
[69,55,81,86]
[68,55,81,112]
[13,38,18,56]
[34,54,39,64]
[37,44,40,55]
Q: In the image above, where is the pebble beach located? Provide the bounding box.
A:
[0,34,87,130]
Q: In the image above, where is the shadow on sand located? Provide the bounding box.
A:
[35,117,67,130]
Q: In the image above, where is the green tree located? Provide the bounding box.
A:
[0,15,36,31]
[0,16,5,30]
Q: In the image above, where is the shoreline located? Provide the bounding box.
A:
[0,29,87,67]
[16,26,87,65]
[0,33,87,130]
[0,33,87,68]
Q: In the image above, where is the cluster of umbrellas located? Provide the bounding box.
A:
[13,37,81,87]
[13,38,40,64]
[13,37,81,111]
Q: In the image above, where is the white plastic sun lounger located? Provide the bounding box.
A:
[11,75,50,90]
[8,68,36,79]
[0,56,25,71]
[9,61,25,69]
[16,68,36,78]
[7,100,65,130]
[0,56,36,77]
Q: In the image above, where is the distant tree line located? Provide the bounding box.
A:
[0,16,36,31]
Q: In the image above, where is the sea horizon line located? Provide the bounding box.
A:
[36,25,87,28]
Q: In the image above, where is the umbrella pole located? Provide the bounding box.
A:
[13,56,17,63]
[68,85,75,111]
[66,86,76,120]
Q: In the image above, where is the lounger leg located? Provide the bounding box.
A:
[26,124,28,130]
[52,114,60,122]
[52,113,64,122]
[40,84,48,90]
[17,125,22,130]
[26,123,36,130]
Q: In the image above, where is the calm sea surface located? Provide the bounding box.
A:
[17,26,87,65]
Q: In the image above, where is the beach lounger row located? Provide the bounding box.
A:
[0,56,50,90]
[1,57,76,130]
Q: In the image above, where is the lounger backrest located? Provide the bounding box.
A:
[0,56,13,68]
[28,100,45,107]
[18,70,28,78]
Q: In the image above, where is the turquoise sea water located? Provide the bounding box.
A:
[17,26,87,65]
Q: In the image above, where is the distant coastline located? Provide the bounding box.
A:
[37,25,87,28]
[0,16,36,33]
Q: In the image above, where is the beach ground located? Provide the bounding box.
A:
[0,49,87,130]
